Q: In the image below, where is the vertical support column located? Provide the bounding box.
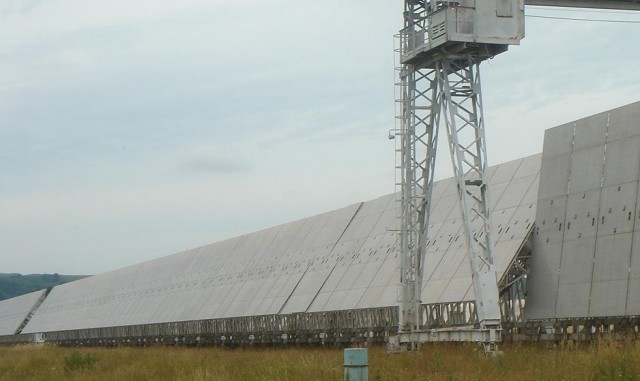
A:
[397,0,443,339]
[438,58,501,329]
[394,0,513,354]
[396,1,435,332]
[397,66,440,334]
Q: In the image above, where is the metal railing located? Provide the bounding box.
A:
[36,307,398,346]
[397,6,475,62]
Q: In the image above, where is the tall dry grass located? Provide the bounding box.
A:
[1,341,639,380]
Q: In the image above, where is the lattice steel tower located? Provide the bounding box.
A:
[395,0,524,350]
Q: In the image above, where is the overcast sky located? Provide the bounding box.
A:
[1,1,639,275]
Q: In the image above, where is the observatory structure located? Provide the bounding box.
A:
[393,0,640,352]
[1,0,640,349]
[394,0,524,350]
[1,102,640,347]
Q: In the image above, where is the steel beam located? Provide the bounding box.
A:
[394,326,501,354]
[439,57,501,330]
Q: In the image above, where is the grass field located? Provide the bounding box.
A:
[1,341,639,381]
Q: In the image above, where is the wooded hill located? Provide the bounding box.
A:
[0,273,88,301]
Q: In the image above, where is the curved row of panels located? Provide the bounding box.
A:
[0,290,46,336]
[2,153,540,336]
[4,101,639,341]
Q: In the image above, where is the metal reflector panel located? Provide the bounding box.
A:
[23,204,362,333]
[569,146,605,194]
[21,150,542,335]
[420,153,539,305]
[589,233,633,316]
[603,137,640,187]
[0,290,46,335]
[538,154,572,200]
[527,101,640,321]
[608,103,640,142]
[494,175,537,211]
[572,111,608,151]
[514,154,543,180]
[555,238,595,318]
[542,123,574,158]
[626,232,640,315]
[526,242,562,320]
[305,195,396,313]
[490,157,523,183]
